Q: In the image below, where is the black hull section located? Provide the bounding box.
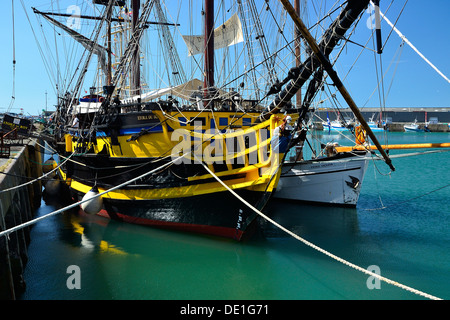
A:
[64,154,249,191]
[72,188,271,240]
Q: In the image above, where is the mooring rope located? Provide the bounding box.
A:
[0,154,183,239]
[363,182,450,212]
[0,150,76,195]
[1,138,443,299]
[362,149,450,211]
[196,156,442,300]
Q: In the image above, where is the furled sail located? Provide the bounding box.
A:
[125,78,204,102]
[125,78,227,103]
[33,8,108,75]
[182,13,244,56]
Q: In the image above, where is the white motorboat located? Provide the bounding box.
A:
[322,119,349,132]
[404,119,424,132]
[274,150,369,207]
[367,114,386,132]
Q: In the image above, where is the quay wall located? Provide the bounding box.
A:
[387,123,449,132]
[0,140,43,300]
[314,108,450,132]
[313,122,449,132]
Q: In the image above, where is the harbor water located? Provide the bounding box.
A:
[20,131,450,300]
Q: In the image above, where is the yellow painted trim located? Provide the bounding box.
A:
[64,113,289,199]
[59,168,273,200]
[69,112,296,160]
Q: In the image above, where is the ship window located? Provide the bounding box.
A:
[191,117,206,126]
[242,118,251,126]
[178,117,187,126]
[219,117,228,126]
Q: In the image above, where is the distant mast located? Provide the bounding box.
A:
[131,0,140,96]
[204,0,214,102]
[294,0,301,108]
[106,3,112,85]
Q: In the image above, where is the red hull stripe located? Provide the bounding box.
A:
[97,210,244,240]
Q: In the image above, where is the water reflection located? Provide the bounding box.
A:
[262,199,359,238]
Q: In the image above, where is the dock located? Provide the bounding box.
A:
[313,122,449,132]
[0,138,43,300]
[314,107,450,132]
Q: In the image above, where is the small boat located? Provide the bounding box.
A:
[322,114,354,132]
[274,148,368,207]
[367,114,385,132]
[322,119,348,132]
[404,119,424,132]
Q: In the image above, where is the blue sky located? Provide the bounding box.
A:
[1,0,449,116]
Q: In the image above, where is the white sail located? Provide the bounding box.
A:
[182,13,244,56]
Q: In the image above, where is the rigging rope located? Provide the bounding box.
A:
[0,153,184,239]
[0,149,76,195]
[7,0,16,113]
[362,149,450,211]
[378,3,450,84]
[363,182,450,212]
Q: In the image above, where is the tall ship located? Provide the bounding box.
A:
[35,0,390,240]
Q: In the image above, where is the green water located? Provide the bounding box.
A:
[20,132,450,300]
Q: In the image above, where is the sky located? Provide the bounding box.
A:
[1,0,449,116]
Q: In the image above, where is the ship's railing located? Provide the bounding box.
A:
[165,114,297,175]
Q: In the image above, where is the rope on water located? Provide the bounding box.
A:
[196,156,442,300]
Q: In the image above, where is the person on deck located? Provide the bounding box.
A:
[72,116,79,128]
[272,115,293,154]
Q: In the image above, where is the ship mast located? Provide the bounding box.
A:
[294,0,301,108]
[204,0,214,102]
[106,4,112,85]
[280,0,395,172]
[131,0,141,96]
